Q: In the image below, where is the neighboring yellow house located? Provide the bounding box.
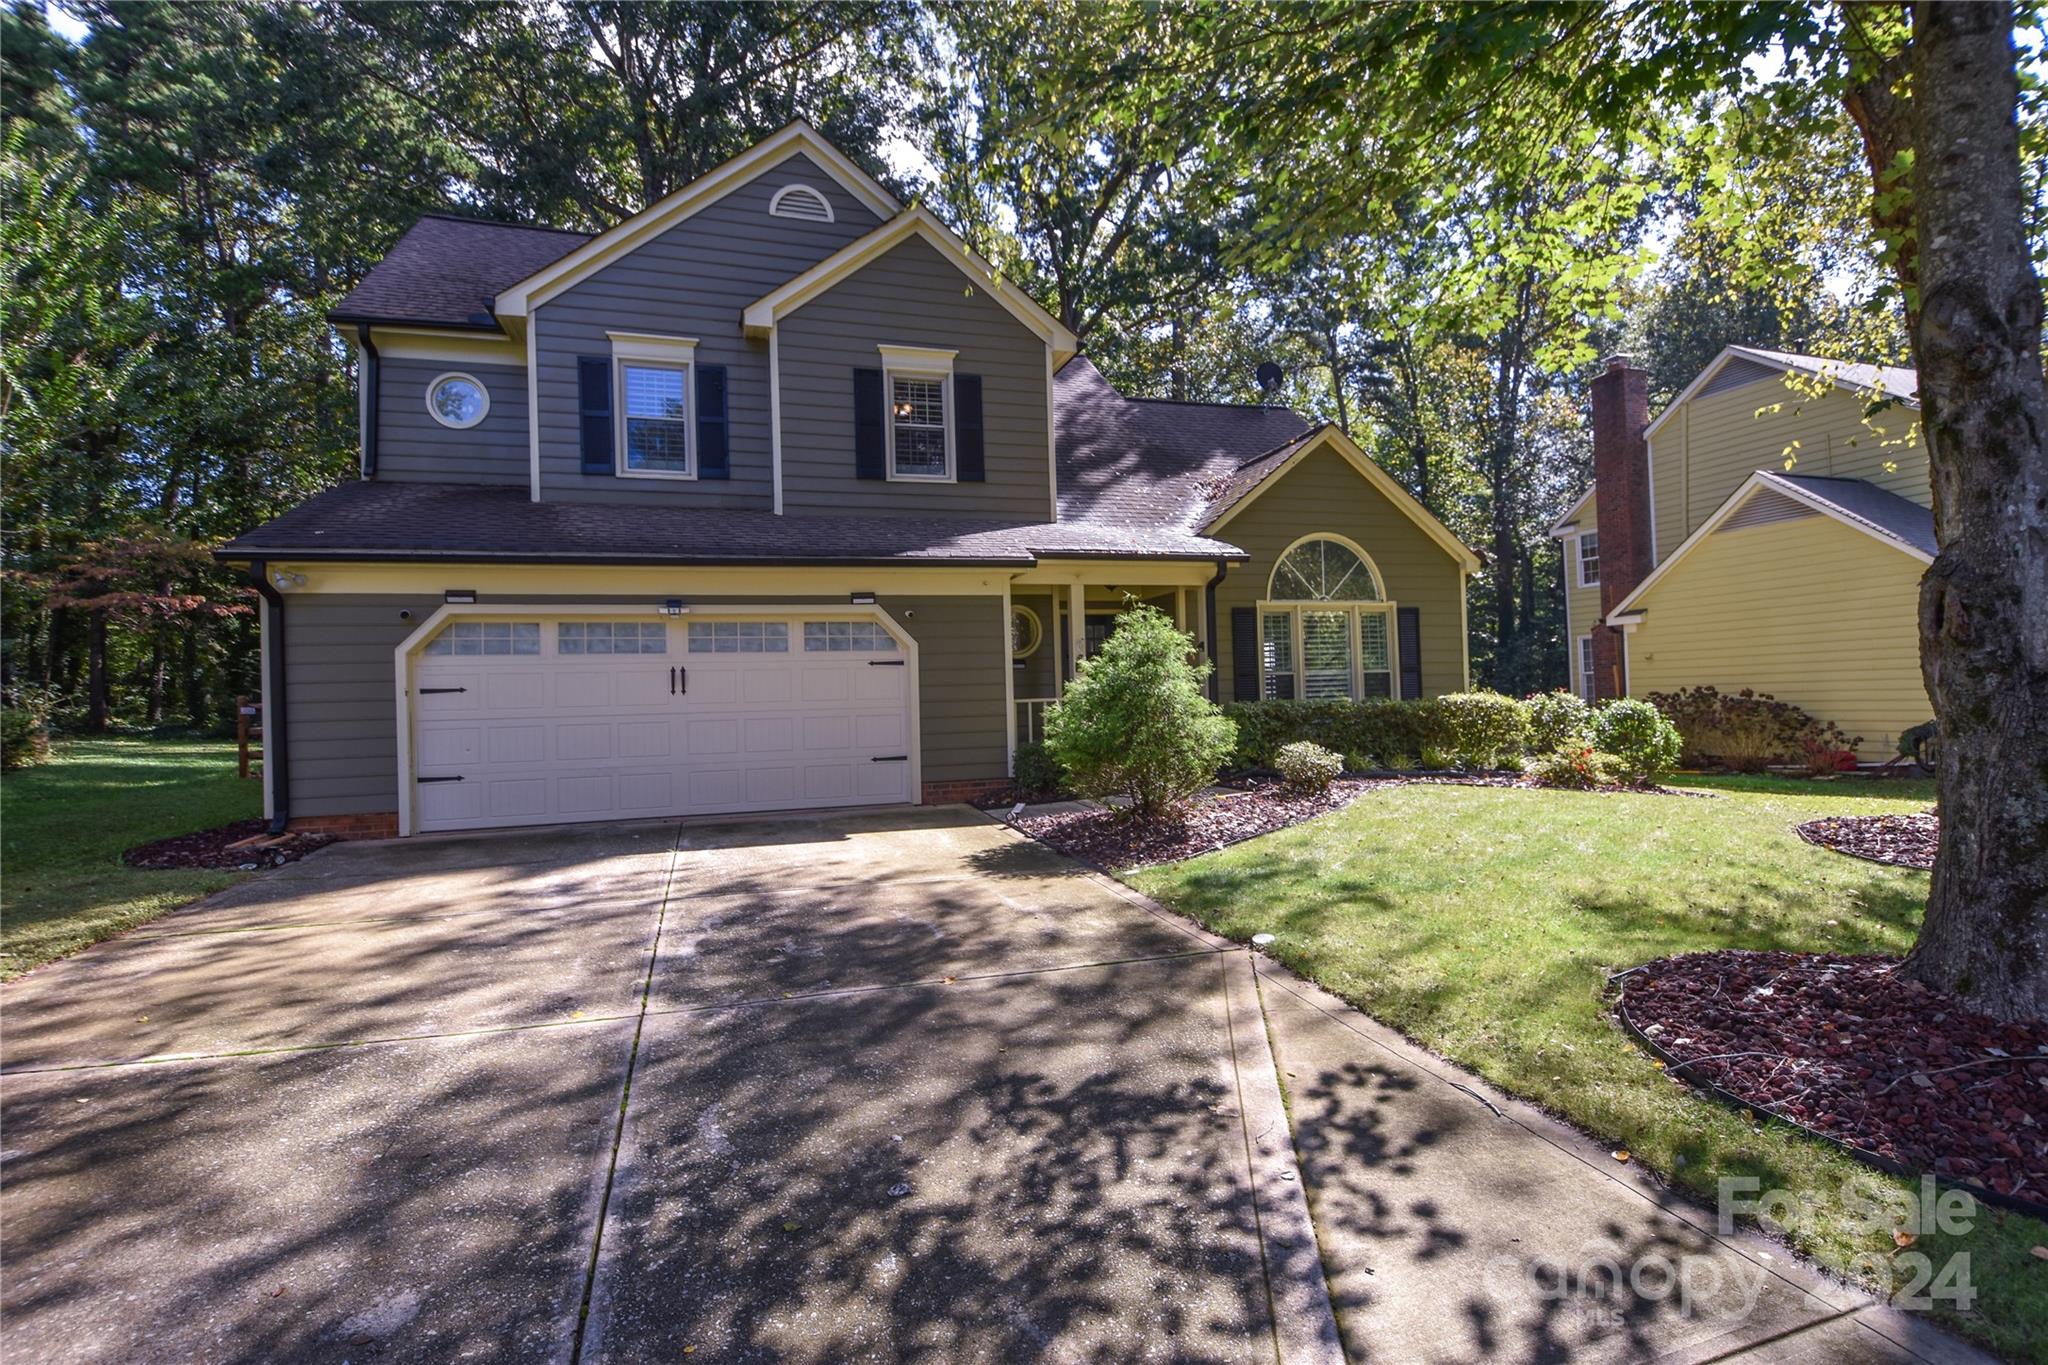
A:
[1562,346,1933,759]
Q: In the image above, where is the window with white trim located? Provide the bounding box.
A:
[804,620,896,652]
[426,372,489,429]
[609,332,698,478]
[1578,635,1596,700]
[558,621,666,655]
[687,620,789,653]
[1258,536,1394,701]
[1577,530,1600,587]
[879,344,956,481]
[424,620,540,656]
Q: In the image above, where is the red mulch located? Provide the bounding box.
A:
[1619,950,2048,1206]
[1795,811,1939,870]
[1008,780,1384,869]
[123,819,336,870]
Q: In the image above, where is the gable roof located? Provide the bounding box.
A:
[1547,484,1596,538]
[1607,469,1934,621]
[1646,344,1920,440]
[743,207,1079,364]
[494,122,899,319]
[329,215,590,331]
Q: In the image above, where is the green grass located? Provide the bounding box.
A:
[1127,774,2047,1360]
[2,737,261,979]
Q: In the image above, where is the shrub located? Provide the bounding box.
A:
[1645,685,1861,772]
[1528,744,1626,789]
[1,685,56,772]
[1591,698,1683,783]
[1043,605,1236,816]
[1419,744,1459,771]
[1524,690,1592,753]
[1801,740,1861,775]
[1274,741,1343,793]
[1437,691,1529,769]
[1221,697,1451,769]
[1343,751,1379,774]
[1010,741,1067,798]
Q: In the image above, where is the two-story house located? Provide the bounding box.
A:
[1554,346,1932,758]
[221,122,1477,838]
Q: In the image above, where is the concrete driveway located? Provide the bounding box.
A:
[0,807,1328,1364]
[0,807,1990,1364]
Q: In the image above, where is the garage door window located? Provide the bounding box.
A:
[687,620,790,653]
[424,621,541,656]
[804,620,896,652]
[557,621,667,655]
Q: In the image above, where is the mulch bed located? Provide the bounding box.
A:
[1618,950,2048,1211]
[1006,780,1383,869]
[1795,811,1939,870]
[123,819,336,870]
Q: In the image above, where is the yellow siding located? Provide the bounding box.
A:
[1649,380,1925,567]
[1214,446,1468,699]
[1562,496,1602,655]
[1625,513,1930,758]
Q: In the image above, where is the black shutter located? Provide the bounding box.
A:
[1398,606,1422,699]
[578,356,613,474]
[853,368,885,480]
[1231,606,1258,705]
[954,374,984,482]
[696,364,729,479]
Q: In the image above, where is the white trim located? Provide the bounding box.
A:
[876,343,957,370]
[495,122,899,318]
[769,330,783,515]
[743,206,1079,364]
[1576,634,1596,701]
[259,602,275,822]
[1201,424,1482,573]
[1002,583,1017,776]
[610,334,699,481]
[526,323,541,502]
[1045,348,1059,522]
[1254,598,1400,702]
[881,353,955,483]
[424,371,491,430]
[367,328,524,367]
[391,600,920,837]
[767,183,835,223]
[1010,603,1043,659]
[1458,568,1471,691]
[1604,469,1934,623]
[1574,528,1600,589]
[1265,531,1387,603]
[1547,484,1595,538]
[355,333,371,478]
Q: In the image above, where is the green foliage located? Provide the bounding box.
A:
[1527,743,1627,789]
[1646,685,1860,773]
[1009,741,1066,800]
[1,685,55,771]
[1274,741,1342,793]
[1419,745,1458,772]
[1524,689,1592,753]
[1436,691,1530,769]
[1222,698,1450,770]
[1591,699,1684,783]
[1043,606,1235,816]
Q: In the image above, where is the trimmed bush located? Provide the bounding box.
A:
[1221,697,1451,770]
[1437,691,1529,769]
[1525,689,1592,753]
[1591,698,1683,783]
[1645,685,1861,771]
[1528,743,1627,789]
[1275,741,1343,793]
[1043,605,1235,816]
[1010,741,1066,798]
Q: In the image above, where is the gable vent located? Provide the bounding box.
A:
[1719,488,1820,533]
[768,184,835,223]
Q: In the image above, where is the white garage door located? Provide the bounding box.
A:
[410,615,912,833]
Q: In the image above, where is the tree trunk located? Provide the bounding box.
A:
[86,611,109,733]
[1898,1,2048,1021]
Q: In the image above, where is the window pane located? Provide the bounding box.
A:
[1260,611,1296,700]
[424,620,540,656]
[1271,538,1379,601]
[1301,610,1354,699]
[623,364,690,472]
[1359,612,1390,671]
[891,375,947,477]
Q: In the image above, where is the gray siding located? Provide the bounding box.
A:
[279,589,1006,817]
[376,359,529,486]
[532,153,882,506]
[777,236,1051,519]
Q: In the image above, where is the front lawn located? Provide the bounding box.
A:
[2,738,260,979]
[1126,774,2046,1360]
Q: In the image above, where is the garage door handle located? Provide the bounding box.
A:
[670,666,676,696]
[867,659,905,667]
[871,755,908,762]
[419,686,467,695]
[417,774,465,783]
[679,666,686,696]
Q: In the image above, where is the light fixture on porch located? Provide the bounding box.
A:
[270,570,306,591]
[657,598,687,616]
[850,591,876,604]
[443,589,476,604]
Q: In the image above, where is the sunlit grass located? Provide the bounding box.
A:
[1128,774,2043,1360]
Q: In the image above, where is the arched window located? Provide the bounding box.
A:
[1259,536,1396,701]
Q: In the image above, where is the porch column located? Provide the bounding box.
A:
[1067,581,1086,680]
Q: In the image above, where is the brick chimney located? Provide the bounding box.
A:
[1589,355,1651,700]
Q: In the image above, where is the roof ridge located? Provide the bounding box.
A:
[1121,393,1301,413]
[413,210,593,237]
[1228,426,1323,473]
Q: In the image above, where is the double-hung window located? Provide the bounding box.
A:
[1578,635,1597,700]
[878,345,957,481]
[1577,530,1600,587]
[609,332,697,478]
[1258,536,1396,701]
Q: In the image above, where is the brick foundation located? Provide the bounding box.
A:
[288,811,400,840]
[921,777,1010,805]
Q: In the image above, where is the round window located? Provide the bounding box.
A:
[1011,606,1042,658]
[426,372,489,429]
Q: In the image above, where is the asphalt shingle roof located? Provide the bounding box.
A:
[1731,346,1919,405]
[1768,473,1937,556]
[219,481,1244,566]
[330,215,591,330]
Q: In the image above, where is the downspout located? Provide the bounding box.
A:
[250,561,290,835]
[356,323,380,479]
[1204,557,1229,703]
